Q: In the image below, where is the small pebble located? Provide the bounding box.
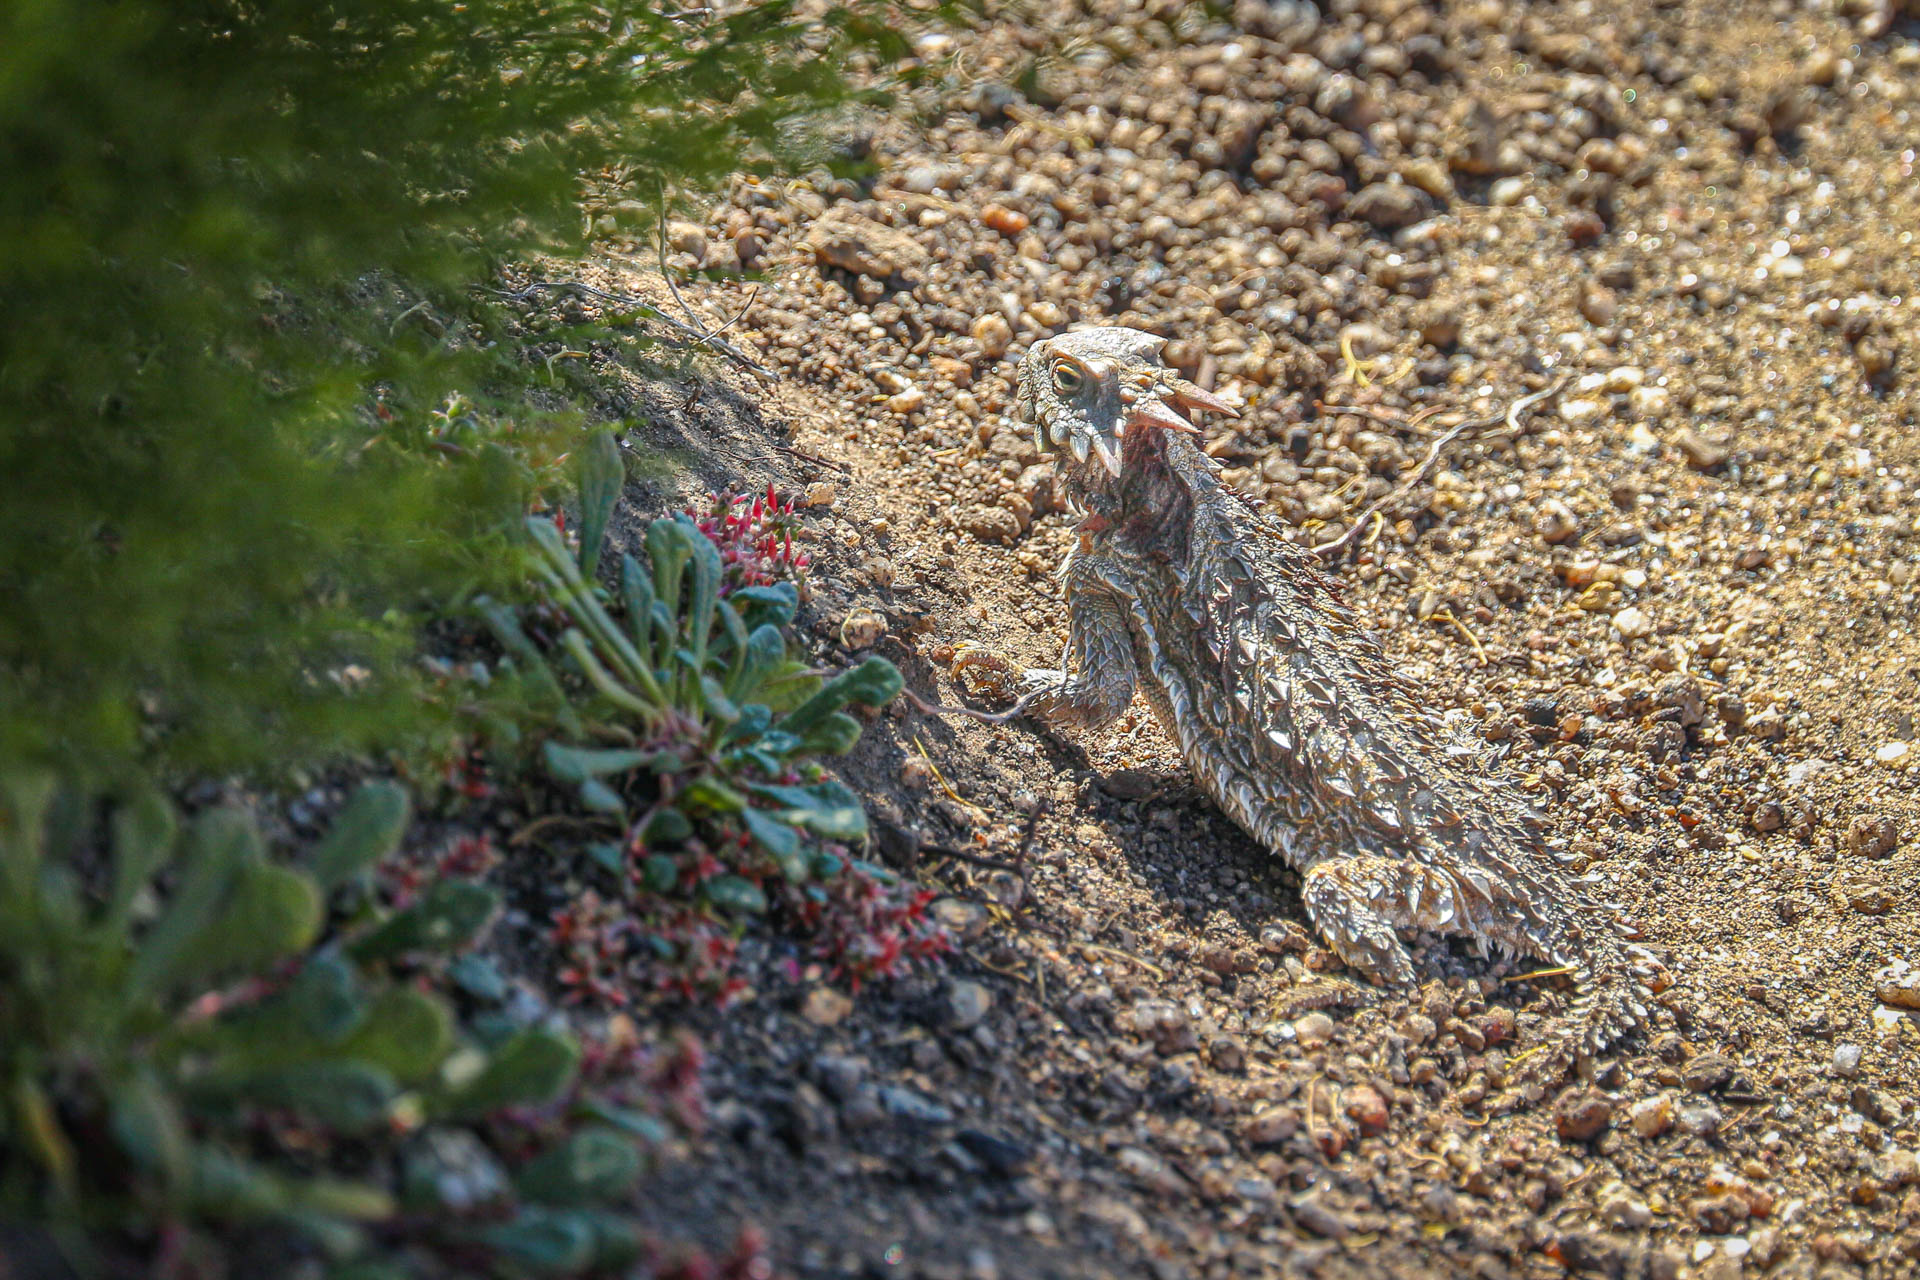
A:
[1629,1093,1675,1138]
[948,979,993,1030]
[1613,606,1653,640]
[1294,1011,1335,1047]
[1554,1087,1614,1141]
[971,313,1013,360]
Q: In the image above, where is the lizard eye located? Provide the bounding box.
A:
[1051,362,1084,395]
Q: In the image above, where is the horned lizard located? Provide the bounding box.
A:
[963,327,1650,1058]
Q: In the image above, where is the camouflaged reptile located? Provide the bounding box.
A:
[967,326,1651,1058]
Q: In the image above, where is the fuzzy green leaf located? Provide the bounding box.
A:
[684,521,723,660]
[619,553,657,665]
[641,854,679,892]
[698,674,740,723]
[797,710,864,757]
[287,1176,396,1223]
[640,809,692,846]
[513,1130,642,1206]
[775,657,902,735]
[337,988,455,1083]
[703,875,766,914]
[747,780,869,841]
[440,1028,580,1118]
[678,776,746,813]
[109,1068,191,1193]
[234,1061,398,1133]
[715,596,749,664]
[188,1146,291,1219]
[645,518,695,616]
[577,779,626,815]
[479,599,585,738]
[347,880,498,962]
[106,784,176,926]
[284,952,367,1044]
[477,1208,597,1273]
[127,808,257,1001]
[542,742,651,784]
[0,770,57,902]
[574,430,624,578]
[188,860,325,983]
[308,781,410,891]
[740,808,804,879]
[731,582,799,629]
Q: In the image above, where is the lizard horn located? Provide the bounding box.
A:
[1170,380,1240,418]
[1127,398,1202,434]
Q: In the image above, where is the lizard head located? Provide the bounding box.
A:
[1014,326,1238,493]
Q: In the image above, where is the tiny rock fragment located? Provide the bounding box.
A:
[1554,1086,1614,1141]
[948,979,993,1030]
[1629,1093,1675,1138]
[838,607,887,651]
[979,203,1030,237]
[1290,1191,1352,1239]
[1116,1146,1186,1198]
[1205,1033,1246,1074]
[804,481,838,508]
[972,313,1013,360]
[1874,741,1910,768]
[1613,606,1653,640]
[959,505,1023,544]
[1536,498,1581,543]
[931,897,990,941]
[1343,1083,1389,1136]
[1681,1053,1736,1093]
[1294,1011,1335,1047]
[804,206,931,280]
[1129,999,1198,1055]
[1347,181,1431,230]
[1243,1105,1300,1145]
[802,986,853,1027]
[1675,1099,1724,1137]
[1673,429,1731,472]
[1846,815,1899,857]
[1835,870,1894,915]
[1876,965,1920,1011]
[1578,280,1618,325]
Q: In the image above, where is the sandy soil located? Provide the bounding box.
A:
[524,0,1920,1275]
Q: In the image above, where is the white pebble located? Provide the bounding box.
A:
[1559,397,1607,426]
[1613,606,1653,640]
[1629,385,1672,417]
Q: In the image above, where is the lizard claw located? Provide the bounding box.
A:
[949,645,1020,701]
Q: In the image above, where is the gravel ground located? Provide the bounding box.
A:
[543,0,1920,1275]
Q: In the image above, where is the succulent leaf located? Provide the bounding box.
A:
[308,782,411,891]
[574,430,624,578]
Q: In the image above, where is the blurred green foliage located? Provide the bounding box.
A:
[0,0,913,776]
[0,776,625,1274]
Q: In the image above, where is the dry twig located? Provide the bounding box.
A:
[485,279,777,382]
[1312,375,1570,560]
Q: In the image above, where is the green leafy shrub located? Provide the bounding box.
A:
[0,776,672,1275]
[0,0,919,777]
[496,436,947,1003]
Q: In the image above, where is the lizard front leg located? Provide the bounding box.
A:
[955,550,1138,732]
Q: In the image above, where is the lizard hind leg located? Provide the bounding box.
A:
[1298,855,1427,990]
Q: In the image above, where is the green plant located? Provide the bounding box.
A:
[490,436,946,1002]
[0,775,658,1275]
[0,0,931,778]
